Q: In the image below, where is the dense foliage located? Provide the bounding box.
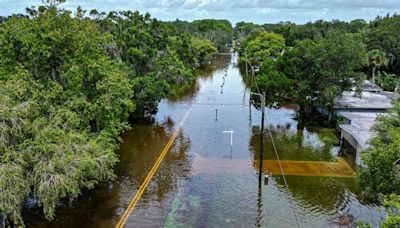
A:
[0,1,218,225]
[263,19,368,47]
[239,29,367,114]
[253,58,293,106]
[376,71,400,92]
[242,32,285,67]
[368,49,389,87]
[364,15,400,75]
[282,33,367,113]
[357,102,400,226]
[171,19,233,52]
[359,101,400,196]
[381,194,400,227]
[89,10,217,116]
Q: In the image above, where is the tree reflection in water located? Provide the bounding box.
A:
[248,120,383,225]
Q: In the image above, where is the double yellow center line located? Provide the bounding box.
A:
[115,107,192,228]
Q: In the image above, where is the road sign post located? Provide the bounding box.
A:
[223,129,234,147]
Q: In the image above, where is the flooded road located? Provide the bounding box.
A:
[25,53,383,227]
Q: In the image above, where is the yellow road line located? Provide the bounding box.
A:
[254,157,356,178]
[115,108,192,228]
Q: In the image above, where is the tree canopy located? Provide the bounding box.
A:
[364,15,400,75]
[368,49,389,86]
[0,2,218,226]
[243,32,285,67]
[239,30,367,113]
[170,19,233,52]
[0,5,129,224]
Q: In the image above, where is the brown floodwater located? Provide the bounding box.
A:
[23,53,384,227]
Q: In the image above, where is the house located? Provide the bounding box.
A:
[334,82,399,166]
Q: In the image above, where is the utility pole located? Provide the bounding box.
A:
[259,92,266,185]
[255,182,263,226]
[237,90,266,185]
[249,99,252,129]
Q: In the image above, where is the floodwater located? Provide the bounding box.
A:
[24,53,383,227]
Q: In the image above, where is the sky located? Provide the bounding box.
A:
[1,0,400,24]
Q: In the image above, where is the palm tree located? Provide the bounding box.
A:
[368,49,389,88]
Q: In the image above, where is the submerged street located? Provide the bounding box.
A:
[25,53,384,227]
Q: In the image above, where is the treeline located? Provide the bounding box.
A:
[171,19,233,52]
[0,0,220,225]
[88,10,219,117]
[236,19,367,47]
[236,15,400,226]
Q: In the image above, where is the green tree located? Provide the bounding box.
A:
[244,32,285,67]
[191,36,218,67]
[234,22,261,44]
[0,3,133,224]
[368,49,389,87]
[95,10,217,116]
[0,69,34,225]
[278,32,367,115]
[169,19,233,52]
[364,15,400,75]
[349,19,367,33]
[376,71,400,92]
[261,19,365,47]
[381,194,400,227]
[190,19,233,52]
[254,58,293,106]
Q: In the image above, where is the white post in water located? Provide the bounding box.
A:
[223,129,234,147]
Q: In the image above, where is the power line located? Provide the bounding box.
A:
[244,51,261,96]
[131,100,254,106]
[244,54,298,226]
[244,51,299,226]
[267,127,301,228]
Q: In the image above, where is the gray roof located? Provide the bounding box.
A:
[339,124,373,150]
[361,80,383,92]
[334,91,398,110]
[338,112,386,150]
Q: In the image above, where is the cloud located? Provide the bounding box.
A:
[1,0,399,24]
